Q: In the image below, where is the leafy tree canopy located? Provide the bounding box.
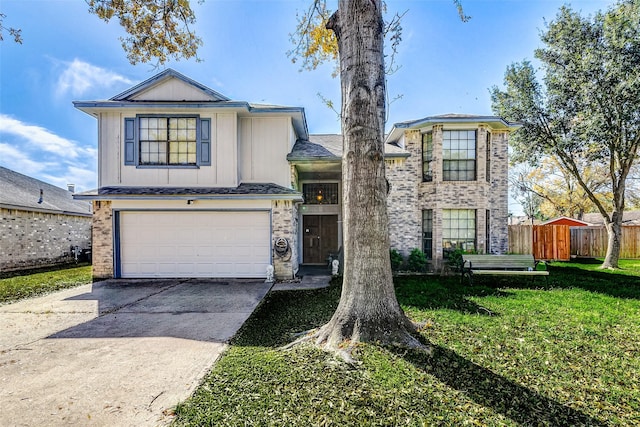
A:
[492,0,640,268]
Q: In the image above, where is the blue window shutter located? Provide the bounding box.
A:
[124,118,136,165]
[200,118,211,166]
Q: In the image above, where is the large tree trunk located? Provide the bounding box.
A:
[313,0,419,355]
[600,170,627,269]
[601,211,623,269]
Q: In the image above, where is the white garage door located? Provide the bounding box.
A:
[119,211,270,278]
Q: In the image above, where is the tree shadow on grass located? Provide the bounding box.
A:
[476,264,640,300]
[235,278,508,348]
[236,283,607,426]
[396,343,608,427]
[394,276,510,316]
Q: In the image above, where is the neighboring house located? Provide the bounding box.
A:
[74,69,516,280]
[0,167,92,272]
[581,211,640,226]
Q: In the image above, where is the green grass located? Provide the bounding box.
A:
[0,265,92,304]
[174,259,640,426]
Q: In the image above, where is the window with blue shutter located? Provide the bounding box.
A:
[200,118,211,166]
[124,118,136,165]
[123,115,211,167]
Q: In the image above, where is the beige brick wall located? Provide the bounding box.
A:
[386,126,510,270]
[0,208,91,272]
[91,200,114,280]
[271,199,298,280]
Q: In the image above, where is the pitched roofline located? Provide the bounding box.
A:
[110,68,230,101]
[385,115,521,143]
[541,216,591,226]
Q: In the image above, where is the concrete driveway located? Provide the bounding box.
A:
[0,279,272,427]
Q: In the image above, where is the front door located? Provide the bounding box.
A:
[303,215,338,264]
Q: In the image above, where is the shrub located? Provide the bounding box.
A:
[390,249,404,271]
[407,248,427,272]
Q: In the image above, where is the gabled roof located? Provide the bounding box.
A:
[0,166,92,216]
[541,216,591,226]
[385,114,520,143]
[110,68,230,102]
[73,69,309,140]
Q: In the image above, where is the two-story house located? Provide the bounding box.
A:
[74,69,516,280]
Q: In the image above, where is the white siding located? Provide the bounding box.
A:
[129,77,216,102]
[98,111,243,188]
[238,117,291,187]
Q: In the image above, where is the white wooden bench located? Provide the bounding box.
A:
[461,254,549,285]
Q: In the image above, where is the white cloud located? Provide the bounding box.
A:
[56,59,133,98]
[0,143,48,175]
[0,114,87,158]
[0,116,97,192]
[42,166,97,192]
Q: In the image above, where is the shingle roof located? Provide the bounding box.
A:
[0,166,92,216]
[74,183,302,201]
[288,134,409,161]
[581,211,640,226]
[287,138,340,161]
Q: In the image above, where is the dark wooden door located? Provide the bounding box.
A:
[303,215,339,263]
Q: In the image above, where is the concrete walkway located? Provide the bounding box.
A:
[0,279,271,427]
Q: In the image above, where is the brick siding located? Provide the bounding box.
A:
[91,201,114,279]
[0,208,91,272]
[385,127,510,270]
[271,199,299,280]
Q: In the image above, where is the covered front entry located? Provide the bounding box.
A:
[302,215,339,264]
[117,210,271,278]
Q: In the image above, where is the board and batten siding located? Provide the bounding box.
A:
[98,111,243,188]
[238,117,295,188]
[128,78,214,102]
[98,112,294,189]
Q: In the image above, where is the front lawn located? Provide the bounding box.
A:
[0,265,92,304]
[174,259,640,426]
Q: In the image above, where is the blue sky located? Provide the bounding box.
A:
[0,0,613,213]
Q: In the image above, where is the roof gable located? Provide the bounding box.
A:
[542,216,591,226]
[110,69,229,102]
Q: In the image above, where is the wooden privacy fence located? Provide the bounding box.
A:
[509,225,640,259]
[508,225,571,261]
[571,226,640,259]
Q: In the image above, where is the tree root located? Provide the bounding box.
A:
[280,321,431,364]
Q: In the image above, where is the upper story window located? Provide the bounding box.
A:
[443,130,476,181]
[303,183,339,205]
[486,131,491,183]
[422,132,433,182]
[123,115,211,167]
[139,117,197,165]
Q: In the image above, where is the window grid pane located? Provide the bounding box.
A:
[443,130,476,181]
[422,132,433,182]
[442,209,476,256]
[139,117,197,165]
[303,183,339,205]
[422,209,433,259]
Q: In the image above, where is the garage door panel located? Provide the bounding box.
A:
[119,211,270,278]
